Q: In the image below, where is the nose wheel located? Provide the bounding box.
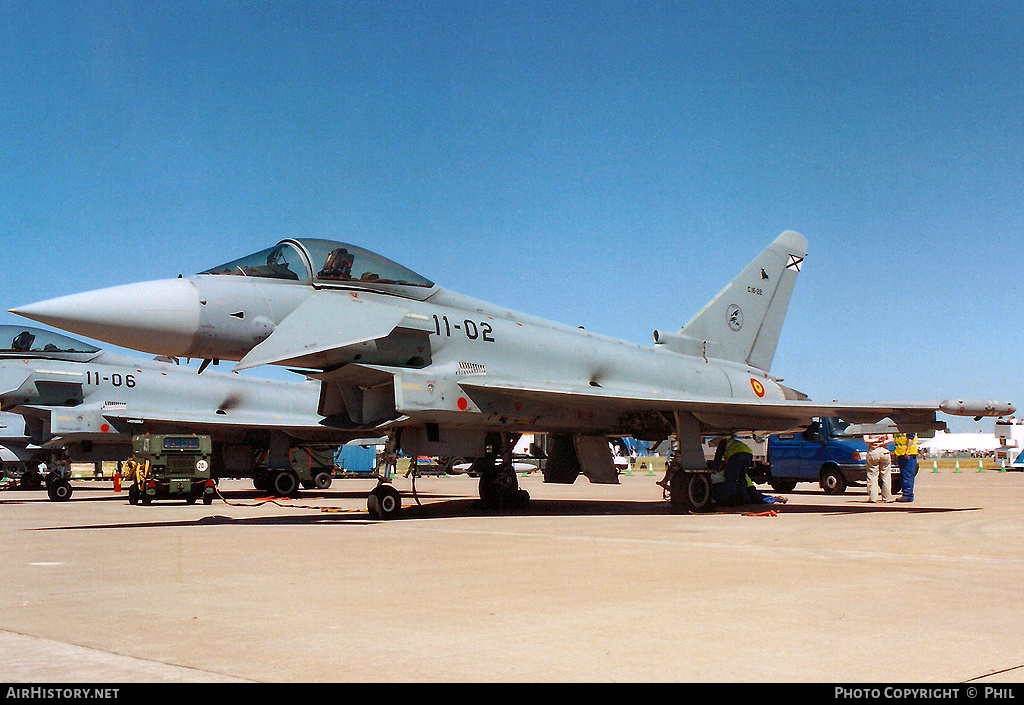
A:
[367,483,401,519]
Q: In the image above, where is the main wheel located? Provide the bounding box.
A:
[270,470,300,497]
[367,484,401,519]
[47,480,73,502]
[478,466,530,511]
[670,471,712,513]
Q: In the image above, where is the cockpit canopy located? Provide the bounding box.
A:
[0,325,100,357]
[199,239,434,291]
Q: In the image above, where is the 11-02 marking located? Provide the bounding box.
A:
[432,314,495,342]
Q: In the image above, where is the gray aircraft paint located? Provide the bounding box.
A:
[12,233,1013,491]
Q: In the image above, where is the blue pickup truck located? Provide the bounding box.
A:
[765,417,902,495]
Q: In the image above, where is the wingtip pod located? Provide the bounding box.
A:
[938,399,1016,417]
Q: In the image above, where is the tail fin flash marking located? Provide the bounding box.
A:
[676,231,807,373]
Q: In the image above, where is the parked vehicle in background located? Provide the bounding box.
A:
[766,417,901,495]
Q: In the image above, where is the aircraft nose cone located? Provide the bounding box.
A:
[10,278,201,357]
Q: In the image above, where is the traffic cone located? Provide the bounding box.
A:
[954,460,961,473]
[932,460,939,473]
[978,460,985,473]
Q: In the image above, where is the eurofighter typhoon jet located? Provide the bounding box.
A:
[0,324,340,500]
[12,232,1013,515]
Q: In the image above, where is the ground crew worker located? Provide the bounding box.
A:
[742,474,788,505]
[713,436,753,506]
[894,432,918,502]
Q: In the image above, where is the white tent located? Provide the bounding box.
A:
[917,431,1001,453]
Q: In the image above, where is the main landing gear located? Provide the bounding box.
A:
[469,432,529,512]
[661,412,715,514]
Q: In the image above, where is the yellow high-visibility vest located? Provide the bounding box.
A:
[724,438,752,459]
[894,434,918,456]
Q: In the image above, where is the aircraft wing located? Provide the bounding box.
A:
[456,378,1012,434]
[235,293,433,371]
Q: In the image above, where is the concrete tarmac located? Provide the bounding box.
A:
[1,468,1022,683]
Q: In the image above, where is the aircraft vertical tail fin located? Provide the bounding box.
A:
[670,231,807,372]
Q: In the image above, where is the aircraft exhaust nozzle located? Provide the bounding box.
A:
[938,399,1016,417]
[10,278,202,358]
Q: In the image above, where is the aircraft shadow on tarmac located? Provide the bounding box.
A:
[24,487,981,532]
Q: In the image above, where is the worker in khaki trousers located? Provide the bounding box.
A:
[864,433,895,503]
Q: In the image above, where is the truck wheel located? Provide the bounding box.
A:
[820,468,847,495]
[769,479,798,493]
[670,471,712,513]
[313,471,333,490]
[890,475,903,495]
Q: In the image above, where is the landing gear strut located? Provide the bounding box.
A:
[662,412,714,513]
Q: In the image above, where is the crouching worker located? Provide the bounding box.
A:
[711,436,753,507]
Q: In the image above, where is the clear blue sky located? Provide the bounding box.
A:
[1,1,1020,432]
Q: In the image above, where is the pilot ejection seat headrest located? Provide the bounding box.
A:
[318,248,355,279]
[11,331,35,352]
